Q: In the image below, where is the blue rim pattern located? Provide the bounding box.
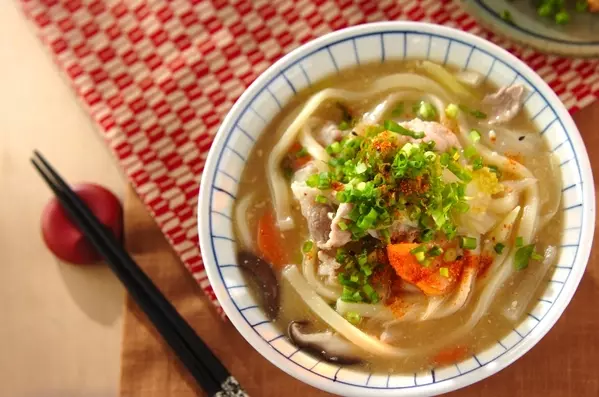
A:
[473,0,599,46]
[201,25,591,396]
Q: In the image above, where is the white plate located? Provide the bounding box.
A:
[198,22,595,396]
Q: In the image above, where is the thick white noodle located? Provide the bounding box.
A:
[335,299,394,320]
[298,123,330,166]
[234,192,255,250]
[267,73,451,230]
[358,91,449,128]
[301,246,341,302]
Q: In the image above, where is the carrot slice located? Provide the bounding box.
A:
[257,210,288,268]
[288,142,312,170]
[433,345,469,366]
[386,243,466,296]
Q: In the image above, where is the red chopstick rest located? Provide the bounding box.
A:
[41,183,123,265]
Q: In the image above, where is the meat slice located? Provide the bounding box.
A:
[315,122,347,147]
[317,250,342,285]
[319,203,353,250]
[291,182,332,246]
[482,85,525,125]
[368,221,419,243]
[398,119,461,152]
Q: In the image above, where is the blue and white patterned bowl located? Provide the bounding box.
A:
[198,22,595,396]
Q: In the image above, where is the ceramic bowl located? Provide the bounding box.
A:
[198,22,594,396]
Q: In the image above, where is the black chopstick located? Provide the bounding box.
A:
[31,151,247,397]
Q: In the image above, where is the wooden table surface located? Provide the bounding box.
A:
[0,2,125,396]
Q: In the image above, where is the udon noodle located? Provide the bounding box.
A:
[233,60,562,372]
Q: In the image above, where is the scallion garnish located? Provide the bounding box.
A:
[494,242,505,254]
[315,194,328,204]
[421,229,435,242]
[514,244,535,270]
[459,104,487,119]
[445,103,459,119]
[302,240,313,253]
[439,267,449,277]
[345,311,362,325]
[459,236,477,250]
[464,146,477,159]
[416,101,437,121]
[531,251,544,261]
[428,245,443,257]
[338,221,349,231]
[384,119,425,139]
[469,129,481,143]
[515,236,524,247]
[472,157,484,170]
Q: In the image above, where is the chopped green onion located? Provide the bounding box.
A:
[448,162,473,182]
[555,10,570,25]
[391,102,404,117]
[336,248,346,263]
[355,162,367,174]
[494,242,505,254]
[472,157,484,170]
[296,147,309,158]
[345,311,362,325]
[327,141,342,154]
[444,248,458,262]
[514,244,535,270]
[488,165,501,178]
[428,245,443,257]
[469,129,481,143]
[445,103,459,119]
[317,172,331,189]
[339,120,350,130]
[356,208,378,230]
[410,245,427,255]
[306,173,319,188]
[362,284,378,302]
[338,221,348,231]
[414,251,426,263]
[464,145,477,159]
[439,267,449,277]
[501,10,513,23]
[576,1,588,12]
[531,251,544,261]
[515,236,524,247]
[459,104,487,119]
[421,229,435,242]
[357,252,368,266]
[538,4,553,17]
[416,101,437,121]
[384,119,425,139]
[460,236,477,250]
[302,240,313,253]
[315,194,328,204]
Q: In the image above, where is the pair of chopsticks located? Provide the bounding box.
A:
[31,151,247,397]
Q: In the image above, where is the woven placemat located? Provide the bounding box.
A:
[20,0,599,314]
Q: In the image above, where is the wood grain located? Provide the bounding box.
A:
[120,104,599,397]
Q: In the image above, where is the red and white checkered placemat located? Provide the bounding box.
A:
[21,0,599,316]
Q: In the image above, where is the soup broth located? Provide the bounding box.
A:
[233,61,562,373]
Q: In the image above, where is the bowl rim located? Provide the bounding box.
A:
[198,21,595,396]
